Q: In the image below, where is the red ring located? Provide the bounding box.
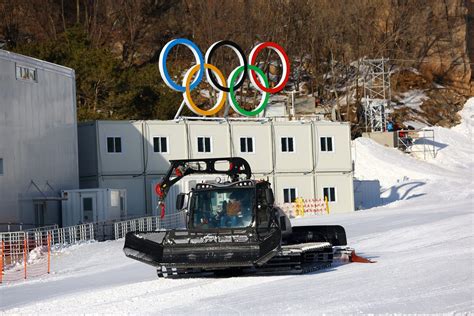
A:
[249,42,290,94]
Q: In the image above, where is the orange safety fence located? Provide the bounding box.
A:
[0,232,51,284]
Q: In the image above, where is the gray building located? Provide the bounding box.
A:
[78,118,354,216]
[0,50,79,230]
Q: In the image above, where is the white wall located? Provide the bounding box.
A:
[97,121,144,175]
[187,121,231,158]
[144,121,188,174]
[315,172,355,213]
[78,119,355,216]
[314,123,352,172]
[273,173,315,204]
[273,121,313,173]
[230,122,273,174]
[99,176,145,217]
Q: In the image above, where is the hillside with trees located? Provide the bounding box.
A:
[0,0,472,127]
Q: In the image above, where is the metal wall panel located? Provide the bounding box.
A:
[273,121,313,173]
[0,50,79,227]
[230,122,273,174]
[187,121,231,159]
[143,120,188,174]
[96,121,144,175]
[99,176,145,217]
[315,172,355,213]
[314,122,352,172]
[273,173,315,205]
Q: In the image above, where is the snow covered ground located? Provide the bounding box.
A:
[1,99,473,314]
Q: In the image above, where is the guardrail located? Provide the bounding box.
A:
[1,213,186,283]
[114,211,187,239]
[0,223,95,266]
[24,224,59,233]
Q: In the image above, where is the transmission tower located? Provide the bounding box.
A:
[362,58,391,132]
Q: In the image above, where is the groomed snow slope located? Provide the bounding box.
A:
[1,99,473,314]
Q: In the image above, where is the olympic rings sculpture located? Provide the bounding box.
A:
[158,38,290,116]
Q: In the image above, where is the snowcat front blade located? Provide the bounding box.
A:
[123,228,282,269]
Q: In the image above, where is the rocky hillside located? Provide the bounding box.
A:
[0,0,472,126]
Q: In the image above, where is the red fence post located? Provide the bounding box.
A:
[23,238,27,279]
[0,240,4,284]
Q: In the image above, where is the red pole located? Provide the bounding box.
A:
[47,233,51,274]
[23,238,27,279]
[0,240,4,284]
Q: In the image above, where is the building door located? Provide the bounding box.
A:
[34,202,46,227]
[81,194,97,223]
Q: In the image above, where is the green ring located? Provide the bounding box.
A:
[229,65,270,116]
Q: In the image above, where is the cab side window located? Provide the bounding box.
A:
[256,187,270,228]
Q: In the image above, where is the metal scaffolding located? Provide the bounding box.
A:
[363,58,391,132]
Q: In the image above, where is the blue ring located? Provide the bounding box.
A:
[160,38,204,92]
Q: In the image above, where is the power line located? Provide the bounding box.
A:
[389,58,474,65]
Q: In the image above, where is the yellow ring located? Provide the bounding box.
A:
[183,63,227,116]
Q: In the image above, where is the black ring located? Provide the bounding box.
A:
[205,40,248,92]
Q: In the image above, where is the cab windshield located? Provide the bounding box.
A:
[190,188,255,229]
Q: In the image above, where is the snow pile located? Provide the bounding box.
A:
[27,246,48,265]
[1,99,473,314]
[354,97,473,204]
[395,89,429,111]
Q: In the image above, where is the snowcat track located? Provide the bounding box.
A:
[156,242,333,278]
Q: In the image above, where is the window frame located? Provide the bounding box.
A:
[196,136,213,153]
[322,186,337,203]
[0,158,3,175]
[152,136,169,154]
[106,136,123,154]
[280,136,295,153]
[239,136,255,154]
[283,187,297,203]
[320,136,335,153]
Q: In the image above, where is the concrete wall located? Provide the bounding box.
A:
[0,50,79,229]
[78,119,355,215]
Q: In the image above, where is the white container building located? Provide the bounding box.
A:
[61,188,127,227]
[78,118,355,215]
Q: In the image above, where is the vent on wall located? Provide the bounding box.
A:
[15,64,37,82]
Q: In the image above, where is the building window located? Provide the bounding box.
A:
[197,137,212,153]
[240,137,254,153]
[107,137,122,153]
[283,188,297,203]
[323,187,336,202]
[16,64,37,82]
[320,137,334,152]
[153,137,168,153]
[0,158,3,175]
[120,196,125,212]
[281,137,294,152]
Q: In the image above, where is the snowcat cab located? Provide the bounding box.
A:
[123,157,351,277]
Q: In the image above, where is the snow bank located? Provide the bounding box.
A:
[1,99,473,314]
